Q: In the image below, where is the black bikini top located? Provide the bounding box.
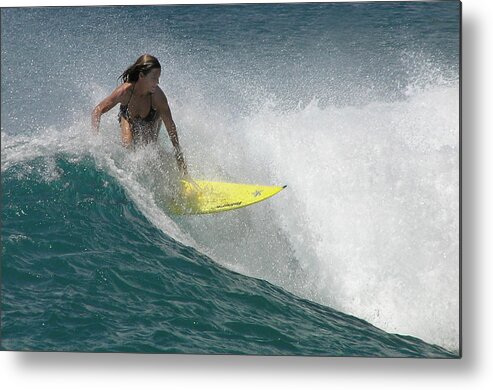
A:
[120,85,157,123]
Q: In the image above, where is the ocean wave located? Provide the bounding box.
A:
[1,154,456,356]
[2,82,459,352]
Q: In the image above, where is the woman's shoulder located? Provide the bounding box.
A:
[153,85,167,99]
[121,82,135,95]
[151,86,168,105]
[113,82,134,102]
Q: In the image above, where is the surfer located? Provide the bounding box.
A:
[91,54,188,176]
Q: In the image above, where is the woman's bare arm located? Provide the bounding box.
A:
[91,84,130,133]
[154,87,188,176]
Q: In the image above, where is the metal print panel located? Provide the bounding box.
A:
[1,1,461,357]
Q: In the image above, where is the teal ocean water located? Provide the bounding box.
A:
[1,2,460,356]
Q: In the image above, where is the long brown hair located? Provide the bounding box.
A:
[118,54,161,83]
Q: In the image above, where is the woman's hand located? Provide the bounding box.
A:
[175,149,189,177]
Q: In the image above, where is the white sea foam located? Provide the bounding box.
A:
[171,80,459,352]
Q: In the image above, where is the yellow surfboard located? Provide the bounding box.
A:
[171,179,286,215]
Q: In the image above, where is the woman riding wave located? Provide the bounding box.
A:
[91,54,188,176]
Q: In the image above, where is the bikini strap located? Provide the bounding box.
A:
[125,84,135,106]
[150,92,155,110]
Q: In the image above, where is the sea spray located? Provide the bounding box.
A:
[168,82,459,352]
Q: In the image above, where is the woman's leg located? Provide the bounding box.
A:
[119,116,133,148]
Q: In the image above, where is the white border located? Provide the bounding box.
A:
[2,0,492,389]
